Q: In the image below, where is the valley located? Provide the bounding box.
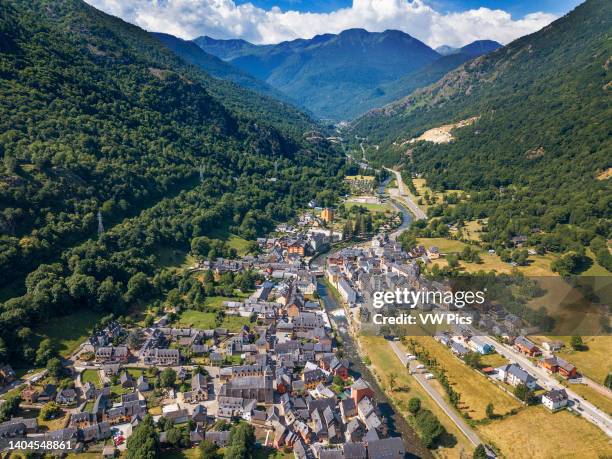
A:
[0,0,610,458]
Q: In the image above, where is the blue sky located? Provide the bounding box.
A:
[235,0,583,17]
[87,0,582,46]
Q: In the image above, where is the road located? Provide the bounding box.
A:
[383,167,427,220]
[388,340,482,447]
[477,335,612,438]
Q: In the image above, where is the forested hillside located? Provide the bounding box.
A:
[0,0,346,365]
[152,32,296,106]
[351,0,611,268]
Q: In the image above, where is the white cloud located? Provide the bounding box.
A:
[84,0,557,47]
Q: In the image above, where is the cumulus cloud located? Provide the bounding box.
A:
[84,0,557,47]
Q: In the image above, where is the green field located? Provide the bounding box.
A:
[344,201,394,213]
[81,369,101,388]
[34,309,105,358]
[220,315,252,332]
[177,310,217,329]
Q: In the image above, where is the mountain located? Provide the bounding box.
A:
[458,39,502,56]
[196,29,441,120]
[0,0,346,364]
[152,32,294,104]
[435,40,501,57]
[347,40,503,117]
[351,0,611,258]
[194,35,260,61]
[435,45,459,55]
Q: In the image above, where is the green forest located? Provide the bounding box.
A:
[350,0,611,269]
[0,0,347,366]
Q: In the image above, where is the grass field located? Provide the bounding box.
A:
[220,315,252,332]
[477,405,612,458]
[155,247,193,269]
[344,201,394,213]
[34,309,105,358]
[540,336,612,384]
[359,336,475,457]
[567,383,612,415]
[177,310,217,329]
[408,337,522,419]
[416,237,557,276]
[81,369,101,387]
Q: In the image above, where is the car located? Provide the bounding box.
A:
[114,435,125,446]
[425,373,435,380]
[416,364,425,370]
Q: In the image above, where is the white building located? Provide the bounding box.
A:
[337,277,357,304]
[542,388,568,411]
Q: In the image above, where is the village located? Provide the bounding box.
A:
[0,190,609,458]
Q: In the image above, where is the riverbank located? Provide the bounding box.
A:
[318,281,433,459]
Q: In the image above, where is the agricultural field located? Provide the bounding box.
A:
[477,405,612,459]
[407,337,522,420]
[359,336,475,458]
[531,336,612,384]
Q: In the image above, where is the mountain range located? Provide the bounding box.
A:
[195,30,501,120]
[351,0,610,252]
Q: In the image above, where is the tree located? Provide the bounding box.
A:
[415,409,444,448]
[0,395,21,422]
[35,338,57,366]
[199,439,219,459]
[39,402,62,421]
[604,373,612,390]
[126,272,151,303]
[225,423,255,459]
[408,397,421,415]
[473,444,488,459]
[485,402,495,419]
[388,372,397,391]
[513,383,535,404]
[127,329,143,349]
[463,351,481,369]
[570,335,584,351]
[127,415,158,459]
[160,368,176,388]
[46,357,64,379]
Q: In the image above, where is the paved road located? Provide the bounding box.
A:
[384,167,427,220]
[477,335,612,438]
[388,340,482,446]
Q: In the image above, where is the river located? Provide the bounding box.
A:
[317,281,432,459]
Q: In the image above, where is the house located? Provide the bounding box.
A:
[514,336,540,356]
[192,404,208,425]
[70,412,94,428]
[542,388,568,411]
[21,386,40,403]
[366,437,405,459]
[95,346,129,364]
[0,420,27,439]
[303,369,328,390]
[143,348,180,366]
[136,375,150,392]
[83,381,97,400]
[81,421,111,443]
[184,373,209,403]
[119,371,134,389]
[56,388,77,405]
[426,246,440,260]
[450,341,469,357]
[338,278,357,304]
[351,378,375,404]
[468,336,494,355]
[539,357,577,379]
[542,340,564,352]
[321,208,334,223]
[205,430,231,447]
[38,384,57,402]
[498,363,537,390]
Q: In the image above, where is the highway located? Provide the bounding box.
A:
[383,167,427,220]
[388,340,482,447]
